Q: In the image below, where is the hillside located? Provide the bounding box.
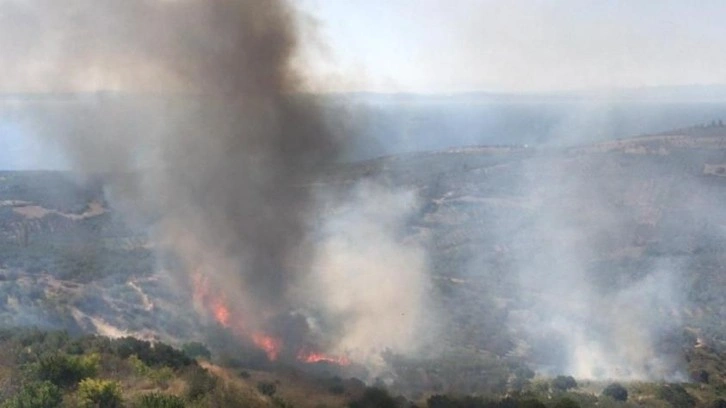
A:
[2,125,726,405]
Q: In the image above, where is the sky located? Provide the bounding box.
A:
[3,0,726,169]
[0,1,724,93]
[299,0,726,93]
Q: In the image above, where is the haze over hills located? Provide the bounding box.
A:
[6,86,726,170]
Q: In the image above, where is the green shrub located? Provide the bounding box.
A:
[34,352,99,387]
[1,381,63,408]
[149,367,175,389]
[77,378,123,408]
[136,392,186,408]
[129,354,151,376]
[657,384,695,408]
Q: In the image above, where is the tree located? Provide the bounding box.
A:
[602,383,628,402]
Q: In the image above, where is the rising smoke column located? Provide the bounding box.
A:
[0,0,342,342]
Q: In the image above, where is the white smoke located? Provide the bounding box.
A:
[303,181,433,369]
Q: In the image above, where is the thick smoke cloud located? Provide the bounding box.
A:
[0,0,436,368]
[0,0,317,345]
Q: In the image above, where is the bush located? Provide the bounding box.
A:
[551,376,578,392]
[34,352,99,387]
[329,383,346,395]
[191,382,254,407]
[657,384,695,408]
[602,383,628,402]
[2,381,63,408]
[427,395,459,408]
[113,337,191,369]
[349,387,398,408]
[182,342,211,360]
[553,397,580,408]
[136,392,186,408]
[257,381,277,397]
[149,367,175,389]
[77,378,123,408]
[185,367,217,401]
[272,396,295,408]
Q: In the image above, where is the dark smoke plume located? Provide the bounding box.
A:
[0,0,340,329]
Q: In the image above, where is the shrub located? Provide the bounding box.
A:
[77,378,123,408]
[657,384,695,408]
[192,382,253,407]
[136,392,186,408]
[113,337,191,369]
[329,383,346,395]
[272,396,294,408]
[35,352,99,388]
[602,383,628,402]
[182,342,211,360]
[2,381,63,408]
[149,367,175,389]
[553,397,580,408]
[349,387,398,408]
[184,367,217,401]
[257,381,277,397]
[551,376,578,392]
[427,394,459,408]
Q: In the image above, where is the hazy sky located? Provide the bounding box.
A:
[3,0,726,170]
[300,0,726,93]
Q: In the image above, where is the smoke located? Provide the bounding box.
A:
[498,153,689,380]
[0,0,438,370]
[303,181,433,368]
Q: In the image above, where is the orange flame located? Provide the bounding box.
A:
[192,270,349,366]
[252,333,282,361]
[213,301,230,327]
[297,349,350,366]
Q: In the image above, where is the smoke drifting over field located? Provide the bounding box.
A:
[0,0,433,367]
[503,156,689,380]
